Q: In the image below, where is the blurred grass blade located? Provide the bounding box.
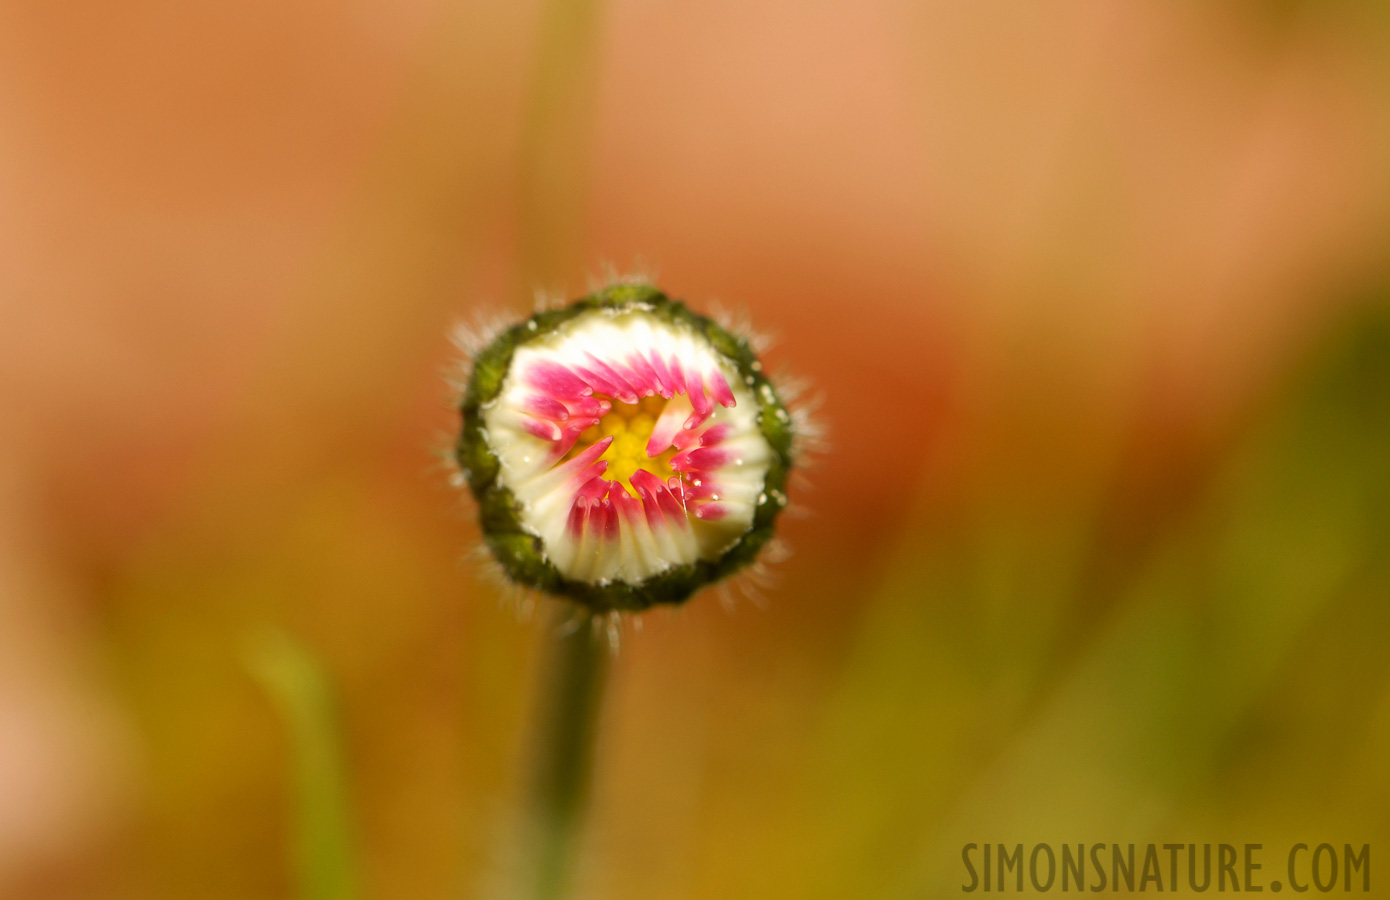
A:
[782,302,1390,900]
[247,630,359,900]
[516,0,604,293]
[890,304,1390,896]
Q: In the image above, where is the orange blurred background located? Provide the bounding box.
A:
[3,1,1390,897]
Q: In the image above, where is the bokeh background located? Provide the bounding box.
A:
[4,1,1390,897]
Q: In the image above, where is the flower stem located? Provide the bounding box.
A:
[523,610,609,900]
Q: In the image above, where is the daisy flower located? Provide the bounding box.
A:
[456,283,796,611]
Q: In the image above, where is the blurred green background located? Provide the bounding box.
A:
[2,1,1390,897]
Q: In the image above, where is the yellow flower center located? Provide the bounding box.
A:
[566,395,677,497]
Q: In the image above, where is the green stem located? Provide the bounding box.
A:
[507,1,608,893]
[525,610,610,900]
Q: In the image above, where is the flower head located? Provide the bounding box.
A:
[456,283,795,611]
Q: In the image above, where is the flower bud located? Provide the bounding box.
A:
[456,283,796,611]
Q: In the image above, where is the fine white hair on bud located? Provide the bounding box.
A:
[455,283,798,612]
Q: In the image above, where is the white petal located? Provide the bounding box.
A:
[482,309,773,584]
